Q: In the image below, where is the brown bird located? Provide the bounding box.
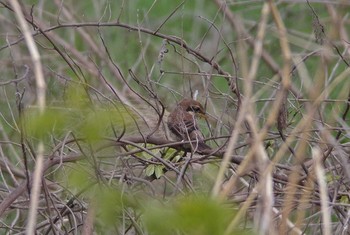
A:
[167,99,211,152]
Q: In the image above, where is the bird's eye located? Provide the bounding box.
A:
[191,106,201,112]
[187,106,196,112]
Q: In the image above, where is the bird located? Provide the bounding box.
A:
[167,98,211,153]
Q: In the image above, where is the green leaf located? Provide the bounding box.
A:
[26,107,68,139]
[154,165,164,179]
[163,148,183,162]
[145,165,155,176]
[140,147,159,160]
[95,187,123,226]
[143,195,243,235]
[64,85,90,109]
[340,195,349,204]
[172,153,182,162]
[66,164,93,191]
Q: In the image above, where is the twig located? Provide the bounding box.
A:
[9,1,46,235]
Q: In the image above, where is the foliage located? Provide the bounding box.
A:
[0,0,349,234]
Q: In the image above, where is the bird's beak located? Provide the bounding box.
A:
[197,113,208,120]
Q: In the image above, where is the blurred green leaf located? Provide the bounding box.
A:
[340,196,349,204]
[25,97,133,143]
[66,164,93,192]
[26,107,69,139]
[95,187,123,226]
[65,85,90,109]
[144,195,243,235]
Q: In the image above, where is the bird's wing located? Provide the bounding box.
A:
[167,117,197,139]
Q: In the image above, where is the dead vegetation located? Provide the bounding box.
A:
[0,0,349,234]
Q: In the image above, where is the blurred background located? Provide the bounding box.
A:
[0,0,349,234]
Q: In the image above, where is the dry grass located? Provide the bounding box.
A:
[0,0,349,234]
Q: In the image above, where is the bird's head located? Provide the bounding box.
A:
[178,99,207,119]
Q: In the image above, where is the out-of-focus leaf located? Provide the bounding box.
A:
[78,107,129,142]
[95,187,123,226]
[65,85,90,109]
[143,195,244,235]
[26,99,133,143]
[26,107,69,139]
[325,172,340,183]
[66,164,93,192]
[340,195,349,204]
